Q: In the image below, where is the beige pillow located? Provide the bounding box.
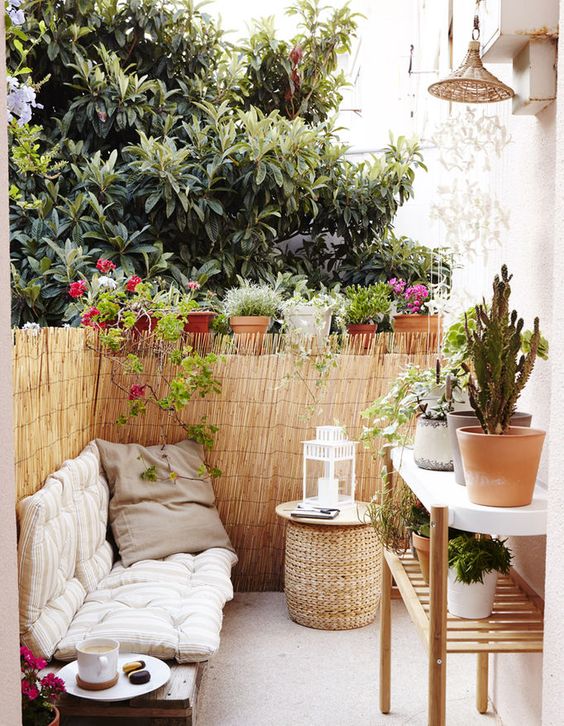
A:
[95,439,234,567]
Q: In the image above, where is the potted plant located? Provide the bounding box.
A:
[21,645,66,726]
[223,280,283,335]
[388,278,441,334]
[456,266,546,506]
[447,533,512,619]
[442,307,546,485]
[282,285,345,340]
[362,361,465,472]
[344,283,390,346]
[409,501,431,584]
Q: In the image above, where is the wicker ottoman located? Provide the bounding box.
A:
[275,502,382,630]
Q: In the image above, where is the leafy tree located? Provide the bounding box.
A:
[9,0,433,326]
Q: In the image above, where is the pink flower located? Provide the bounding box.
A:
[128,384,146,400]
[69,280,87,299]
[81,307,100,327]
[187,280,201,291]
[40,673,66,694]
[21,679,39,700]
[96,258,116,274]
[126,275,142,293]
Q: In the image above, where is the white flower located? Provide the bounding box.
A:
[7,0,25,25]
[6,76,43,126]
[98,276,117,290]
[21,322,41,333]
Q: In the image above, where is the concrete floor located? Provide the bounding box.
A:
[198,592,503,726]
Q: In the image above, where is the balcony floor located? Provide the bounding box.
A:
[199,592,503,726]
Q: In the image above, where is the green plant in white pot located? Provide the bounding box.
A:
[344,283,391,346]
[447,533,512,619]
[456,266,547,506]
[282,285,345,340]
[223,280,283,335]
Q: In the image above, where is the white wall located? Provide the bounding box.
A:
[0,9,23,724]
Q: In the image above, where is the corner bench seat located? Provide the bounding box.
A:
[18,441,237,666]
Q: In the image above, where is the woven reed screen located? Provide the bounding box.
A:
[13,329,438,590]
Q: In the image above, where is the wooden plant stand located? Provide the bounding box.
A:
[57,661,204,726]
[380,447,547,726]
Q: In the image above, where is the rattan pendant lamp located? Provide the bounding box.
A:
[428,7,514,103]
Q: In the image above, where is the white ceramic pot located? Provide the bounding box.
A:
[447,569,498,619]
[284,304,332,339]
[413,417,453,471]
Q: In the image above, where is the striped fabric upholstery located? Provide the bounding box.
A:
[18,478,86,659]
[55,547,238,662]
[51,443,113,593]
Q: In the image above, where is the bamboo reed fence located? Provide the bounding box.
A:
[13,328,439,590]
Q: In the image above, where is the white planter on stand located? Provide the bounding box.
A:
[413,417,453,471]
[447,569,498,619]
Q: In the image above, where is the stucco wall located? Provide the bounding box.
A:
[0,11,23,726]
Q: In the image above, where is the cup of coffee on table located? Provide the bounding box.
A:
[76,638,120,689]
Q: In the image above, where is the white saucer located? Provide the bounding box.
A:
[58,653,171,702]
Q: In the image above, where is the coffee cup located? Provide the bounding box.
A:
[76,638,119,685]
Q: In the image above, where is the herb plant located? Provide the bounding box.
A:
[223,281,283,319]
[343,283,390,325]
[448,533,512,585]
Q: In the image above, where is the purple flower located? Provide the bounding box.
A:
[7,0,25,25]
[6,76,43,126]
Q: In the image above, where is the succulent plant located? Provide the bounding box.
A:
[464,265,541,435]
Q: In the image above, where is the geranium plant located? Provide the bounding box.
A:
[21,646,65,726]
[388,278,430,315]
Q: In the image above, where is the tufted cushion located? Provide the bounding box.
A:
[55,547,238,662]
[18,478,86,660]
[51,443,113,593]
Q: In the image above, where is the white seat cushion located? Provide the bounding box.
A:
[18,478,86,660]
[51,443,113,593]
[55,548,238,662]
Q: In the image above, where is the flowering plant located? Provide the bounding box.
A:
[21,646,65,726]
[388,278,430,315]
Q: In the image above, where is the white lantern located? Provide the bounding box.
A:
[302,426,357,509]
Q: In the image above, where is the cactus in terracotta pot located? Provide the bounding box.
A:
[464,265,540,435]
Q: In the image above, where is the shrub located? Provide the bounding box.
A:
[223,281,284,319]
[344,283,390,325]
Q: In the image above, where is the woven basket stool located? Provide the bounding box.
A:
[280,506,382,630]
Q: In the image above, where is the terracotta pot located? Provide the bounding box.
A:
[447,410,532,486]
[184,311,216,334]
[447,569,498,619]
[132,314,158,334]
[48,707,60,726]
[413,417,453,471]
[393,314,441,334]
[347,323,377,349]
[456,426,545,507]
[412,532,430,584]
[229,316,271,335]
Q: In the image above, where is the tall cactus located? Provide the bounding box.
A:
[464,266,540,435]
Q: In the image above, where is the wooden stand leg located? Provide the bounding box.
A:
[379,552,392,714]
[428,505,448,726]
[476,653,488,714]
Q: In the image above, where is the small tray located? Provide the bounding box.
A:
[58,653,171,702]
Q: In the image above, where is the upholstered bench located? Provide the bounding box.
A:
[17,440,237,722]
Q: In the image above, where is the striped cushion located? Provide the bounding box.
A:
[18,478,86,659]
[51,443,113,592]
[55,548,238,662]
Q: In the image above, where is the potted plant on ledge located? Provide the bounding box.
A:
[447,533,512,619]
[344,283,390,347]
[388,277,441,334]
[282,286,344,340]
[223,280,283,335]
[456,265,546,506]
[21,646,66,726]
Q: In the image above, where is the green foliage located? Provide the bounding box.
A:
[465,266,543,434]
[448,533,512,585]
[223,280,284,318]
[9,0,427,326]
[365,476,416,554]
[344,283,390,325]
